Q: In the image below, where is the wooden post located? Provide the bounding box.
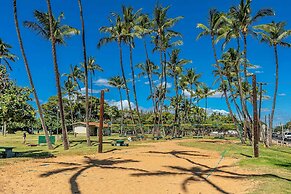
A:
[98,90,104,153]
[252,75,259,157]
[268,114,272,146]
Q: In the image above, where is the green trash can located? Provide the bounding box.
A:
[38,136,56,145]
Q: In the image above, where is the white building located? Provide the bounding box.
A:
[73,122,109,136]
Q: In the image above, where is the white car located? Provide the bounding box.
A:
[284,132,291,141]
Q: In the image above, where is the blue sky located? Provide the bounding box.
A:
[1,0,290,125]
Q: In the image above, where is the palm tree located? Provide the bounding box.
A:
[197,9,243,136]
[152,4,183,131]
[63,77,78,130]
[167,49,191,132]
[77,0,91,146]
[98,14,135,124]
[26,3,79,149]
[0,39,17,71]
[229,0,274,79]
[13,0,53,149]
[200,85,214,122]
[63,64,84,90]
[84,57,103,119]
[254,21,291,130]
[122,6,144,134]
[136,61,158,108]
[108,76,125,134]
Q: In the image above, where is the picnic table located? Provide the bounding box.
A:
[0,146,15,158]
[111,140,128,146]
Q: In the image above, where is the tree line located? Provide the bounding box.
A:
[0,0,290,150]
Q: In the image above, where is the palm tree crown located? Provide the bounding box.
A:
[24,10,80,44]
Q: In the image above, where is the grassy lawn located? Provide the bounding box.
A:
[180,139,291,194]
[0,131,147,166]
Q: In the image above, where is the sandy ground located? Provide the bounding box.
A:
[0,139,258,194]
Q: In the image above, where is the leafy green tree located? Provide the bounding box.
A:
[0,77,35,135]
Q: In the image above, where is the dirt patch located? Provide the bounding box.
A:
[0,140,258,194]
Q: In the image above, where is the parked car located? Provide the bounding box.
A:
[284,132,291,141]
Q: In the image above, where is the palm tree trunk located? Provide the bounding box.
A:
[13,0,53,149]
[129,46,143,134]
[118,88,124,135]
[46,0,69,150]
[157,50,165,136]
[89,72,93,119]
[78,0,91,146]
[173,73,179,137]
[144,40,157,135]
[270,45,279,131]
[211,36,245,143]
[118,41,134,123]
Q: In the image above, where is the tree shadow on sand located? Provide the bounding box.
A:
[132,150,291,194]
[39,156,148,194]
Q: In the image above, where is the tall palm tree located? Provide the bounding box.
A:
[122,6,144,134]
[26,3,79,149]
[98,14,135,124]
[63,64,84,90]
[77,0,91,146]
[152,4,183,131]
[13,0,53,149]
[200,85,214,122]
[136,61,158,108]
[197,9,242,135]
[167,49,191,131]
[229,0,274,79]
[108,76,125,134]
[254,21,291,130]
[0,39,17,71]
[63,77,78,130]
[84,57,103,119]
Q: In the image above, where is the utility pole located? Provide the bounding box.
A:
[252,75,259,157]
[98,90,104,153]
[281,123,284,145]
[258,82,267,121]
[268,114,272,146]
[98,89,109,153]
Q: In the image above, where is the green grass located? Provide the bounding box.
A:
[0,131,147,166]
[180,138,291,194]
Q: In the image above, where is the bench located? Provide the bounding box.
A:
[0,146,15,158]
[152,136,163,140]
[111,140,128,147]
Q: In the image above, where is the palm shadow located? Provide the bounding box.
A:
[132,150,291,193]
[39,156,148,194]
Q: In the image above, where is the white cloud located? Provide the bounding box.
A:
[255,71,264,74]
[158,81,172,88]
[261,108,270,112]
[278,93,286,96]
[209,90,225,98]
[183,89,226,98]
[140,106,154,112]
[144,81,150,85]
[206,108,229,115]
[248,65,262,69]
[80,87,100,94]
[107,99,135,110]
[94,78,112,87]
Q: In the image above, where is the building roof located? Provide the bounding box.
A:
[73,122,109,128]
